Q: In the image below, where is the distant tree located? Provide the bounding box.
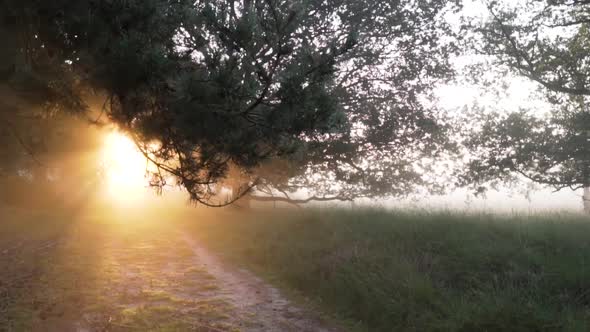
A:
[1,0,461,207]
[462,1,590,212]
[0,107,104,207]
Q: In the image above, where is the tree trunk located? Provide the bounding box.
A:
[584,129,590,214]
[584,187,590,214]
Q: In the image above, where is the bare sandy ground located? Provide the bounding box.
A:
[63,223,342,332]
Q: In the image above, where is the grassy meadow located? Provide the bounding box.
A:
[2,205,590,331]
[182,208,590,332]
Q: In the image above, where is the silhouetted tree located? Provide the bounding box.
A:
[1,0,461,206]
[463,0,590,212]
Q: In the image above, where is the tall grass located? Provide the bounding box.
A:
[183,209,590,332]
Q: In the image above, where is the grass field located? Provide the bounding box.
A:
[182,208,590,332]
[2,206,590,331]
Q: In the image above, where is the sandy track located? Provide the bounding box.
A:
[181,233,340,332]
[63,222,342,332]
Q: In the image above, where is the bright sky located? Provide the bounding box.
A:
[425,0,585,213]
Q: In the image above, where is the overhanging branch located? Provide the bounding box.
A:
[250,194,353,204]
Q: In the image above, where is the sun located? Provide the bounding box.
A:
[101,131,150,201]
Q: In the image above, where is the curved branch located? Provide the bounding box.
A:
[0,117,44,167]
[250,194,353,204]
[192,179,259,208]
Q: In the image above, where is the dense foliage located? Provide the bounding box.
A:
[0,0,461,205]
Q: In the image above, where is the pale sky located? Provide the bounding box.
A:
[422,0,586,213]
[261,1,587,213]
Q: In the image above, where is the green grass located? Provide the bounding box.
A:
[3,205,590,331]
[182,208,590,332]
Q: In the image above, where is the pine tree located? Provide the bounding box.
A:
[1,0,461,206]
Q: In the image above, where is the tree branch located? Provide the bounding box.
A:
[250,194,353,204]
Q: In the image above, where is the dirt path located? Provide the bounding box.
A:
[2,217,341,331]
[51,221,342,332]
[181,233,339,332]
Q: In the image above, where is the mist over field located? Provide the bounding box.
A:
[2,0,590,331]
[383,188,583,213]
